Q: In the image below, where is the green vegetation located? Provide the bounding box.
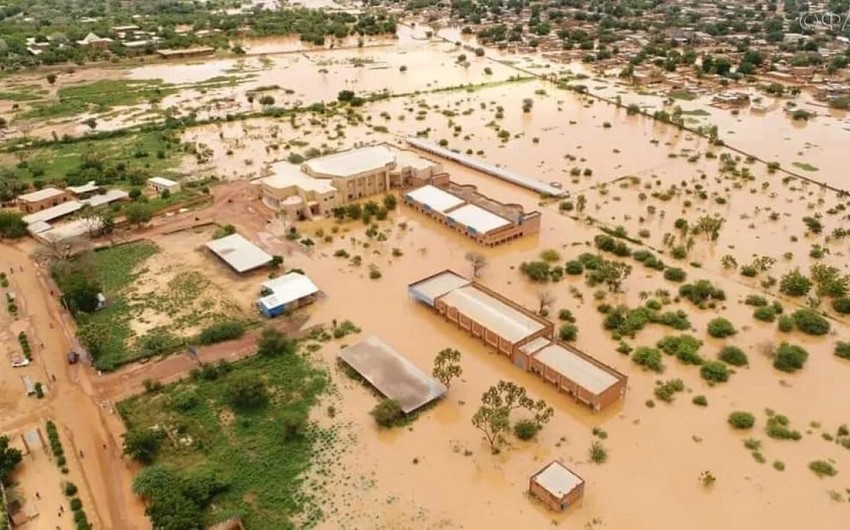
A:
[589,441,608,463]
[601,304,690,339]
[790,309,830,336]
[632,347,664,373]
[45,420,69,473]
[558,323,578,341]
[678,280,726,307]
[728,411,756,429]
[432,348,463,388]
[766,414,802,441]
[707,317,736,338]
[779,269,811,297]
[120,340,328,529]
[773,342,809,373]
[0,434,23,485]
[792,162,819,172]
[692,395,708,407]
[371,399,404,428]
[809,460,838,478]
[653,378,684,403]
[656,334,703,365]
[718,346,748,367]
[836,342,850,360]
[197,320,246,345]
[471,381,553,454]
[0,211,27,239]
[700,361,730,383]
[513,419,539,440]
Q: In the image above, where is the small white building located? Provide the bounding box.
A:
[205,233,273,273]
[257,272,320,318]
[147,177,181,194]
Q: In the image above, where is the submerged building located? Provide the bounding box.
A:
[408,270,627,411]
[529,460,585,512]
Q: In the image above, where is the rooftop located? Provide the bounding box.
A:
[440,285,545,343]
[83,189,129,208]
[338,336,446,413]
[532,461,584,498]
[205,234,273,273]
[22,201,83,225]
[408,270,471,306]
[66,181,99,195]
[447,204,511,234]
[303,146,396,178]
[264,161,336,193]
[531,342,619,395]
[148,176,178,186]
[17,187,65,203]
[259,272,320,309]
[405,184,465,213]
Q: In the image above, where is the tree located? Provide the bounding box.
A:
[465,251,487,278]
[693,215,725,241]
[707,317,736,338]
[791,309,830,336]
[0,210,28,239]
[432,348,462,388]
[125,202,154,228]
[370,399,404,428]
[471,403,510,453]
[123,428,165,465]
[597,260,632,292]
[537,290,556,315]
[77,320,110,358]
[0,434,23,485]
[337,90,355,103]
[522,98,533,112]
[382,194,397,210]
[83,117,97,131]
[256,327,295,357]
[728,411,755,429]
[225,373,268,409]
[773,342,809,372]
[47,73,57,85]
[54,262,101,313]
[270,255,283,268]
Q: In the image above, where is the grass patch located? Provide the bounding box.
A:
[118,348,329,529]
[0,90,44,102]
[21,79,178,120]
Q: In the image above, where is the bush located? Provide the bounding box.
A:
[64,482,78,496]
[692,395,708,407]
[744,295,768,307]
[707,318,736,338]
[836,342,850,360]
[728,411,756,429]
[833,297,850,314]
[514,419,539,440]
[809,460,838,477]
[773,342,809,372]
[656,334,703,365]
[753,306,776,322]
[70,498,83,511]
[664,268,687,282]
[679,280,725,306]
[779,269,811,297]
[777,314,794,332]
[558,324,578,341]
[632,347,664,372]
[718,346,748,367]
[197,320,245,345]
[589,441,607,463]
[558,309,575,322]
[654,378,684,403]
[370,399,404,428]
[700,361,730,383]
[564,260,584,275]
[791,309,830,336]
[766,415,801,441]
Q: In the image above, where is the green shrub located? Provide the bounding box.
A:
[773,342,809,372]
[701,361,730,383]
[728,411,756,429]
[64,482,78,496]
[773,460,785,471]
[558,324,578,341]
[654,378,685,403]
[707,318,736,338]
[791,309,830,336]
[833,297,850,314]
[835,342,850,360]
[744,295,768,307]
[632,347,664,372]
[664,268,686,282]
[779,269,811,297]
[70,498,83,511]
[753,306,776,322]
[678,280,725,306]
[514,419,539,440]
[692,395,708,406]
[589,441,607,463]
[766,414,802,441]
[656,334,703,365]
[197,320,245,345]
[564,260,584,275]
[558,309,575,322]
[809,460,838,477]
[370,399,404,428]
[718,346,748,366]
[777,314,794,332]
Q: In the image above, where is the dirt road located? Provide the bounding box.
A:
[0,241,148,530]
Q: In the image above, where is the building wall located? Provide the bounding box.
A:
[529,479,584,512]
[17,191,69,213]
[148,181,180,194]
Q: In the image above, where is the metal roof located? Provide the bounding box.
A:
[83,189,129,208]
[447,203,511,234]
[338,336,446,413]
[408,270,471,307]
[440,285,545,343]
[533,342,619,395]
[259,272,319,308]
[532,461,584,498]
[66,181,100,195]
[405,184,465,213]
[205,234,273,273]
[22,200,83,225]
[303,146,395,178]
[17,187,65,203]
[148,176,179,187]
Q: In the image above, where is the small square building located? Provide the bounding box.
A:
[529,460,585,512]
[16,187,69,213]
[147,176,181,194]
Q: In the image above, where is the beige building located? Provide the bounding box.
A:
[16,187,69,213]
[259,146,441,219]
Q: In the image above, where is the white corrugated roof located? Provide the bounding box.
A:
[440,285,544,343]
[447,203,511,234]
[205,233,272,273]
[264,161,336,193]
[406,185,465,213]
[533,342,619,394]
[148,176,178,187]
[22,200,83,225]
[533,461,583,498]
[304,146,395,178]
[17,187,65,203]
[260,272,319,307]
[83,189,129,208]
[66,181,99,195]
[408,270,471,306]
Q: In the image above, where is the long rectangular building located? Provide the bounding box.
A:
[403,180,541,247]
[409,270,627,412]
